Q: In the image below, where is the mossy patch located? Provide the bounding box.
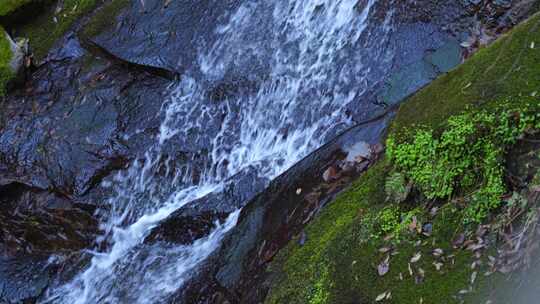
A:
[0,26,14,96]
[17,0,98,61]
[0,0,32,16]
[266,161,479,304]
[79,0,129,39]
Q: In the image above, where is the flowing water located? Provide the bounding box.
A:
[42,0,397,303]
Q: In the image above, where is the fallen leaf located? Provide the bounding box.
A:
[453,233,465,248]
[409,216,418,231]
[471,271,478,284]
[376,291,388,302]
[379,247,391,253]
[378,258,390,276]
[410,252,422,263]
[433,248,444,257]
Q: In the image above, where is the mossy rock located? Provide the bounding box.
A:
[79,0,129,39]
[0,0,38,17]
[0,26,14,96]
[266,11,540,304]
[14,0,99,61]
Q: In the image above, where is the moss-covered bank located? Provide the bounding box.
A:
[266,12,540,304]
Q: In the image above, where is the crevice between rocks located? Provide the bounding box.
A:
[77,36,180,81]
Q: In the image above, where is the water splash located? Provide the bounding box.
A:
[43,0,395,303]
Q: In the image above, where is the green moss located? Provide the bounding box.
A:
[0,26,13,96]
[17,0,98,61]
[388,103,540,223]
[79,0,128,39]
[267,161,478,304]
[327,210,475,304]
[0,0,32,16]
[390,12,540,133]
[266,161,390,303]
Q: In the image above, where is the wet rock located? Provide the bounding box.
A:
[0,182,98,256]
[146,165,268,245]
[0,181,98,303]
[0,46,168,198]
[177,114,393,304]
[379,58,439,107]
[145,211,228,245]
[79,38,180,80]
[0,255,50,303]
[0,17,176,301]
[85,0,242,75]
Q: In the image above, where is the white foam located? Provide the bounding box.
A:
[43,1,395,303]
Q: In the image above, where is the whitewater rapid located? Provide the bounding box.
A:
[42,0,396,303]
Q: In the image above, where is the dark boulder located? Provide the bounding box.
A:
[0,34,169,199]
[145,211,229,245]
[0,181,98,303]
[0,255,50,303]
[83,0,242,75]
[146,165,268,245]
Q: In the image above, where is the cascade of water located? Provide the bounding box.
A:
[43,1,396,303]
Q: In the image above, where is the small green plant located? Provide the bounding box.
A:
[387,102,540,223]
[368,206,424,242]
[385,171,410,203]
[377,206,401,236]
[309,267,330,304]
